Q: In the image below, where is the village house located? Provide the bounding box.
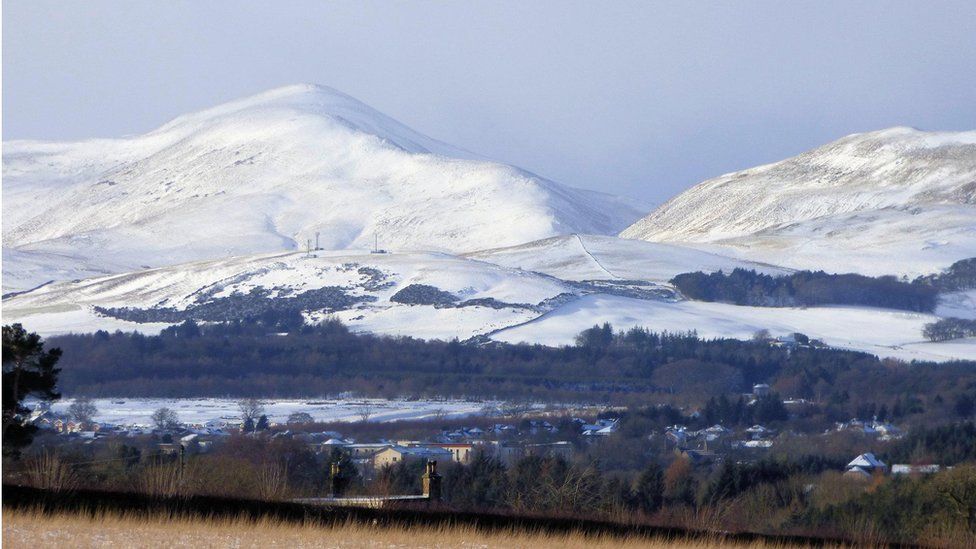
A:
[525,420,557,435]
[343,442,392,468]
[676,448,718,465]
[427,443,476,464]
[845,452,887,479]
[320,437,353,452]
[524,441,573,461]
[373,445,453,469]
[483,441,524,466]
[733,439,773,449]
[491,424,517,436]
[745,424,774,440]
[580,418,618,436]
[772,334,798,349]
[699,424,732,440]
[695,424,733,451]
[834,419,903,441]
[664,426,689,448]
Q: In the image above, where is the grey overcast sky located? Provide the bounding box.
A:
[3,1,976,204]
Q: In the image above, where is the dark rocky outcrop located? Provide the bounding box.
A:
[389,284,458,306]
[95,286,373,323]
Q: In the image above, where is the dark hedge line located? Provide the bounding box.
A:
[671,268,938,312]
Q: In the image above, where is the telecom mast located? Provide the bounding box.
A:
[371,231,386,254]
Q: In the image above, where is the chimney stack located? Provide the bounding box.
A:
[422,460,442,502]
[330,462,343,498]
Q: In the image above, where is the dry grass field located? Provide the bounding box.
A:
[2,508,846,549]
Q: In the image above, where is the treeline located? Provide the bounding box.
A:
[701,393,788,425]
[41,319,976,432]
[883,422,976,465]
[671,269,938,312]
[913,257,976,292]
[52,319,785,399]
[923,317,976,342]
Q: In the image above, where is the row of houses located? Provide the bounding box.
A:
[832,419,903,441]
[664,423,776,451]
[318,438,574,470]
[433,417,618,443]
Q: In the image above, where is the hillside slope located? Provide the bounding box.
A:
[4,246,973,362]
[1,250,577,341]
[2,84,643,292]
[621,127,976,276]
[466,234,790,282]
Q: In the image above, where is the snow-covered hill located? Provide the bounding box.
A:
[621,127,976,277]
[4,246,973,362]
[2,84,643,292]
[466,234,790,282]
[1,250,577,341]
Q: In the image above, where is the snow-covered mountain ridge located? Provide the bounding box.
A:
[621,127,976,276]
[2,84,643,292]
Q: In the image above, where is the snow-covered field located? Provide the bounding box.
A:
[492,294,976,362]
[4,244,974,362]
[49,397,497,428]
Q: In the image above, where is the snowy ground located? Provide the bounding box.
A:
[936,290,976,320]
[4,245,974,362]
[491,294,976,362]
[2,249,573,339]
[48,397,498,428]
[466,234,790,282]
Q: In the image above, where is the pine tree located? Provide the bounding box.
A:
[632,462,664,513]
[3,324,62,457]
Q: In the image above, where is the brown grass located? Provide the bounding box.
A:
[2,507,846,548]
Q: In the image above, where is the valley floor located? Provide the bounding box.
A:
[2,508,841,549]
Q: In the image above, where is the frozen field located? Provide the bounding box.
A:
[491,294,976,362]
[48,397,498,428]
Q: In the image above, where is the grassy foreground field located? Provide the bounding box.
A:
[3,508,846,549]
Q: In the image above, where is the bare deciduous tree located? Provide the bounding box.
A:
[150,407,180,430]
[358,404,373,423]
[67,397,97,427]
[24,451,78,492]
[256,461,289,501]
[238,398,265,424]
[502,401,533,418]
